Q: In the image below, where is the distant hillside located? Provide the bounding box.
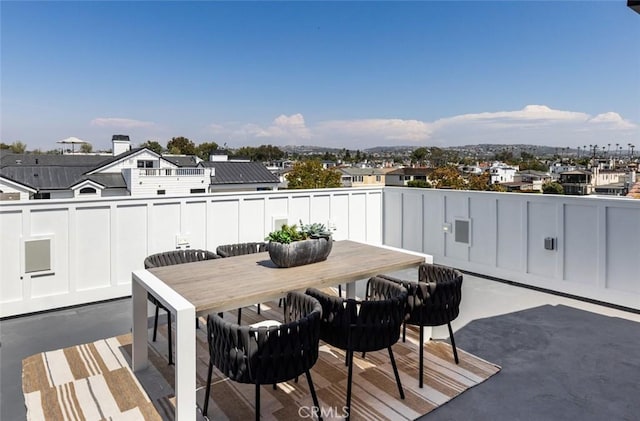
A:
[280,144,577,157]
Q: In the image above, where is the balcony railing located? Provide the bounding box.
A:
[139,168,205,176]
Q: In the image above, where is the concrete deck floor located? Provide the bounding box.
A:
[2,273,639,420]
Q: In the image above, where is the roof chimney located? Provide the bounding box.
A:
[112,134,131,156]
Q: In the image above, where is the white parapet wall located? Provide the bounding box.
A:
[0,187,384,317]
[383,187,640,310]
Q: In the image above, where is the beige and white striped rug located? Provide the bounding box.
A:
[23,302,500,420]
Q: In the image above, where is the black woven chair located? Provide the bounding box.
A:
[216,241,268,258]
[202,291,323,421]
[375,263,463,388]
[306,277,407,421]
[144,249,219,365]
[216,242,269,323]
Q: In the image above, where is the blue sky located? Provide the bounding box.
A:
[2,1,639,152]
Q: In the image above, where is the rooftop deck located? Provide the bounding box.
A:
[3,272,639,420]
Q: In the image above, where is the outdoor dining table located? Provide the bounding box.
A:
[131,240,431,420]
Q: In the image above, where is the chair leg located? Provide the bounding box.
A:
[338,284,342,297]
[237,307,242,325]
[419,325,424,388]
[402,322,407,343]
[202,359,214,416]
[305,369,323,421]
[167,310,173,365]
[255,384,260,421]
[388,346,404,399]
[152,305,160,342]
[447,322,459,364]
[257,303,261,315]
[345,349,354,421]
[196,317,199,329]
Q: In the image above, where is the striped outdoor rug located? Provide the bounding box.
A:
[23,302,500,420]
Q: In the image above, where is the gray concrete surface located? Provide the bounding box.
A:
[2,274,639,420]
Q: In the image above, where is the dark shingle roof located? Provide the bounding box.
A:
[387,167,434,176]
[82,173,127,189]
[202,161,280,185]
[0,153,111,168]
[0,166,96,189]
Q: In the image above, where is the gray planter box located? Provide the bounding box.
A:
[268,237,333,268]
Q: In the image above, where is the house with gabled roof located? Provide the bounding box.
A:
[0,174,37,200]
[1,135,284,199]
[385,167,434,187]
[339,167,389,187]
[0,136,212,199]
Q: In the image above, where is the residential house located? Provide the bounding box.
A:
[339,167,389,187]
[549,161,579,179]
[502,170,552,192]
[489,162,518,184]
[559,170,593,195]
[385,167,433,187]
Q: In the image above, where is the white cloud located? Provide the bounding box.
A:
[587,112,636,129]
[242,113,311,140]
[317,119,433,141]
[434,105,589,129]
[91,117,154,128]
[209,106,638,149]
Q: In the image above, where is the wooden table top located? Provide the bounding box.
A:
[148,240,424,315]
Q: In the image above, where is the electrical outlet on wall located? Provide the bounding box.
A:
[176,234,190,249]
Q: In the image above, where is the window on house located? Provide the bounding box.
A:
[33,192,51,200]
[376,175,381,182]
[157,190,165,195]
[190,188,206,194]
[79,187,97,194]
[137,160,154,168]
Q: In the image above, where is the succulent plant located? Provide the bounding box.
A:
[265,221,332,244]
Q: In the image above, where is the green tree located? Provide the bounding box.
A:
[285,160,342,189]
[429,166,465,189]
[197,141,219,161]
[234,145,284,162]
[9,141,27,153]
[542,181,564,195]
[80,143,93,153]
[411,147,428,166]
[166,136,196,155]
[140,140,163,154]
[493,149,516,164]
[467,172,490,190]
[322,151,337,162]
[0,142,10,150]
[426,147,461,167]
[519,160,548,172]
[407,180,431,188]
